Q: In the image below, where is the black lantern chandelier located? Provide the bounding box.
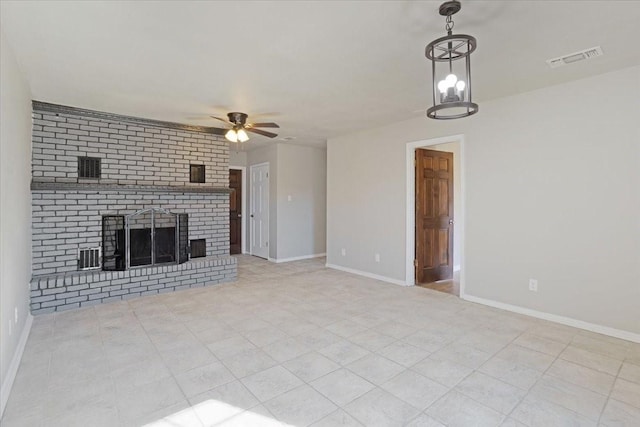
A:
[426,0,478,120]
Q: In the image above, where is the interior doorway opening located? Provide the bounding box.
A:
[229,166,247,255]
[406,135,465,297]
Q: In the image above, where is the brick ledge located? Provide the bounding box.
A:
[31,179,232,194]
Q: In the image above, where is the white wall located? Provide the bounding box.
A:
[276,144,326,259]
[327,66,640,336]
[229,149,247,167]
[0,29,33,414]
[248,143,327,261]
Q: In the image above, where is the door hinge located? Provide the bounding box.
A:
[413,259,418,267]
[266,241,268,247]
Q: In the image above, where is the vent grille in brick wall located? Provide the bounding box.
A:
[78,247,101,270]
[190,164,206,183]
[78,156,101,178]
[190,239,206,258]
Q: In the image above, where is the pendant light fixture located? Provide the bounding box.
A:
[426,0,478,119]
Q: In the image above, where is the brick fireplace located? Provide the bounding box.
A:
[29,102,237,314]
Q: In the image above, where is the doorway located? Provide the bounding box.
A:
[249,162,269,259]
[229,169,243,255]
[406,135,465,297]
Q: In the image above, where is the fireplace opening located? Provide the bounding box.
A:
[102,208,188,271]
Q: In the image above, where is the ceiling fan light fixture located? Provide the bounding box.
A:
[225,128,238,143]
[212,112,278,142]
[425,0,478,120]
[236,128,249,143]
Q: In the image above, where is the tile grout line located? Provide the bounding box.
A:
[407,326,528,425]
[502,336,573,425]
[597,358,626,426]
[453,325,533,424]
[127,299,195,426]
[93,305,125,427]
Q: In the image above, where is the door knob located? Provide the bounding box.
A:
[449,219,454,224]
[238,214,242,218]
[250,214,254,218]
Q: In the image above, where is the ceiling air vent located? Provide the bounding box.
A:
[546,46,603,68]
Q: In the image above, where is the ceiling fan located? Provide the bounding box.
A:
[211,112,280,143]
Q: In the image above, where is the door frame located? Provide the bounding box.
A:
[249,162,269,257]
[406,134,466,296]
[229,165,247,254]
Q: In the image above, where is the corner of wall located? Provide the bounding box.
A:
[0,29,34,417]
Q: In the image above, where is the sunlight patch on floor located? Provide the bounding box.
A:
[143,399,291,427]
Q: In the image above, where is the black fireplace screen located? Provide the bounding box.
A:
[102,209,188,271]
[102,215,125,271]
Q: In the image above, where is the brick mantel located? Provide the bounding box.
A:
[31,179,232,194]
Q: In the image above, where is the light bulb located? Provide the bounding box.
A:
[236,129,249,143]
[225,129,238,143]
[456,80,466,91]
[445,74,458,87]
[437,80,448,94]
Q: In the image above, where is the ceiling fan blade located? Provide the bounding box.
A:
[210,116,230,125]
[247,122,280,129]
[246,128,278,138]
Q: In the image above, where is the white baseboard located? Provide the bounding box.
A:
[461,293,640,344]
[269,253,326,264]
[326,263,407,286]
[1,314,33,417]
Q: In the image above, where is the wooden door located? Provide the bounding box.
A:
[250,163,269,259]
[229,169,242,255]
[415,148,454,284]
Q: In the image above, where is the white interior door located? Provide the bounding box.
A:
[250,163,269,258]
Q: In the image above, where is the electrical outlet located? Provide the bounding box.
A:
[341,248,346,256]
[529,279,538,292]
[375,253,380,262]
[14,307,18,323]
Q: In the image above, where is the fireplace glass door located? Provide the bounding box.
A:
[103,208,188,270]
[153,211,177,265]
[126,208,176,268]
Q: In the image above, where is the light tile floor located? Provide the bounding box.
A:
[2,256,639,426]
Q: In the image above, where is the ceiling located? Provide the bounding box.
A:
[2,1,639,151]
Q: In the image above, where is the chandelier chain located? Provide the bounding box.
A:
[445,14,454,34]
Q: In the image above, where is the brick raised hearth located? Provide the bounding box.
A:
[30,255,235,313]
[30,102,237,313]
